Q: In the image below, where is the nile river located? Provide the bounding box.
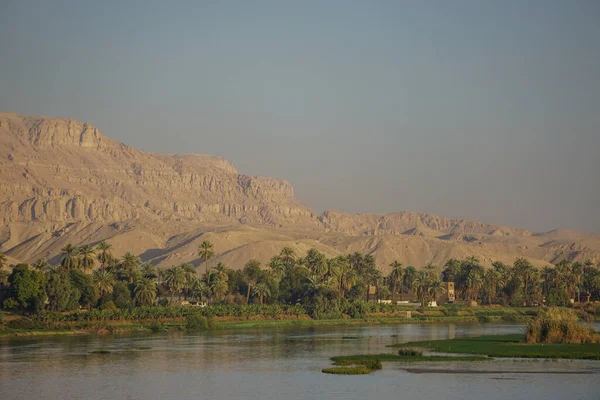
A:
[1,323,599,400]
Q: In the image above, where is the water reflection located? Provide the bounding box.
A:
[1,323,599,400]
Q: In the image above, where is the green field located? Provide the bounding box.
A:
[391,334,600,360]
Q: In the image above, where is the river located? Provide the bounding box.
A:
[1,323,599,400]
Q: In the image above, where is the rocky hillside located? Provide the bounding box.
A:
[0,112,317,227]
[1,112,598,270]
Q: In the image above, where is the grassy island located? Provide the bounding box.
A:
[392,308,600,360]
[391,334,600,360]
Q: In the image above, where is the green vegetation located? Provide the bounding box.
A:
[392,334,600,360]
[323,352,487,375]
[322,366,374,375]
[1,244,599,336]
[396,348,423,356]
[331,353,487,363]
[323,358,382,374]
[185,314,215,331]
[526,307,600,344]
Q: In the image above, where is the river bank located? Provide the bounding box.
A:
[2,305,597,338]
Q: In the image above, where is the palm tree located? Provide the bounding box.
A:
[164,266,186,301]
[120,252,141,283]
[78,245,96,272]
[96,241,112,269]
[306,248,328,277]
[442,259,462,283]
[280,247,296,267]
[465,268,483,301]
[134,278,157,306]
[403,266,417,294]
[427,279,447,304]
[243,259,262,304]
[330,256,355,297]
[252,282,271,304]
[424,264,440,281]
[92,269,116,296]
[61,243,79,271]
[190,279,208,303]
[572,261,584,302]
[413,271,430,307]
[32,258,50,271]
[268,256,285,280]
[198,241,215,282]
[388,261,404,304]
[515,258,536,304]
[141,263,158,280]
[482,269,500,304]
[181,263,197,299]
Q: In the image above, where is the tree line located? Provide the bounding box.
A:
[0,243,599,317]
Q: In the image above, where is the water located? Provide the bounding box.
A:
[1,323,599,400]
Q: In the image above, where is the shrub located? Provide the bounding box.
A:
[7,317,46,330]
[500,312,519,322]
[185,314,215,331]
[397,348,423,356]
[442,305,459,316]
[149,321,166,333]
[2,298,19,310]
[157,298,169,307]
[342,300,368,319]
[526,307,600,344]
[546,289,570,307]
[322,366,372,375]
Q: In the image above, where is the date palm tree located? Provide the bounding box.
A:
[306,248,327,277]
[388,261,404,304]
[427,279,446,304]
[141,263,158,280]
[92,269,116,296]
[61,243,79,271]
[403,266,417,294]
[413,271,430,307]
[96,241,112,269]
[120,252,142,283]
[181,263,197,300]
[78,245,96,272]
[134,278,157,306]
[32,258,50,271]
[190,278,208,303]
[165,266,185,301]
[252,282,271,304]
[280,247,296,267]
[442,259,462,283]
[483,269,500,304]
[330,257,355,297]
[243,259,262,304]
[465,268,483,301]
[198,241,215,282]
[268,256,285,280]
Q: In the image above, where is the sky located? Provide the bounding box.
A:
[1,1,599,233]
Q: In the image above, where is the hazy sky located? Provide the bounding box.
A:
[1,1,599,233]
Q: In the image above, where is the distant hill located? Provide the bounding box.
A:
[1,112,598,270]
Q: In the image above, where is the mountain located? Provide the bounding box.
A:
[1,112,599,271]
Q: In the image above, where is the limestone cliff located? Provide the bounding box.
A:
[0,112,317,227]
[0,112,598,269]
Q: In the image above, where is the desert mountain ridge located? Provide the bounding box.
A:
[1,112,599,271]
